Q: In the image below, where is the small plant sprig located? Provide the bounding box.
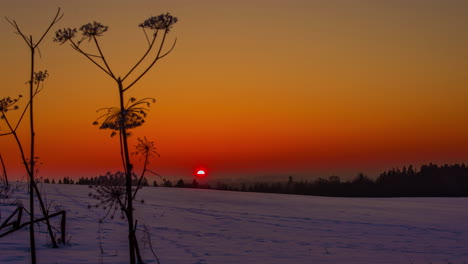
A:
[133,136,160,160]
[4,8,63,262]
[132,137,160,198]
[0,70,48,138]
[0,96,22,136]
[0,96,21,114]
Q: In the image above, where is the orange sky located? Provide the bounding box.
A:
[1,0,468,182]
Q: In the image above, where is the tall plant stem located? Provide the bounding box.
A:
[27,37,58,252]
[28,36,37,264]
[4,10,63,262]
[56,17,178,263]
[118,78,136,264]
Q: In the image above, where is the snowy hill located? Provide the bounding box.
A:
[1,184,468,263]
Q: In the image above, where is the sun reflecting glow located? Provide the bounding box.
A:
[196,170,206,176]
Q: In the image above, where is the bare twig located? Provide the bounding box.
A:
[33,8,63,48]
[124,30,173,92]
[0,154,8,186]
[93,36,116,80]
[4,18,31,46]
[70,41,113,77]
[4,8,65,258]
[121,30,158,82]
[98,221,105,264]
[142,224,161,264]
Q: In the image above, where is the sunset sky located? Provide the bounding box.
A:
[1,0,468,182]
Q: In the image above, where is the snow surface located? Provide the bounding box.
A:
[1,183,468,264]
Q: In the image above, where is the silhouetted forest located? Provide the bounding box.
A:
[44,174,150,187]
[43,163,468,197]
[224,163,468,197]
[226,163,468,197]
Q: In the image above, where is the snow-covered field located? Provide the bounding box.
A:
[1,183,468,264]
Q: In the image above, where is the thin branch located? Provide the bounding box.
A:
[0,131,14,136]
[143,224,162,264]
[1,114,32,176]
[142,28,151,46]
[94,110,112,121]
[93,36,116,80]
[119,131,127,175]
[132,152,149,199]
[33,8,63,49]
[0,116,16,136]
[133,167,160,200]
[36,46,43,59]
[123,30,173,92]
[125,97,155,109]
[11,81,45,134]
[4,18,31,46]
[70,43,101,58]
[33,80,44,98]
[146,169,161,177]
[156,38,177,60]
[101,201,116,220]
[121,30,159,82]
[69,40,113,77]
[0,210,65,238]
[5,8,63,49]
[0,154,8,186]
[14,98,31,132]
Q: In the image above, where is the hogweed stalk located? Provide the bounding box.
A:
[55,13,177,264]
[3,8,63,263]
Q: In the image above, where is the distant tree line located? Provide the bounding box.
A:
[42,163,468,197]
[222,163,468,197]
[43,174,150,187]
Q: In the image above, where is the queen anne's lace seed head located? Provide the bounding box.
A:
[53,28,77,44]
[93,97,155,136]
[33,71,49,84]
[0,96,21,114]
[133,137,160,159]
[88,171,143,221]
[79,21,109,40]
[139,13,178,32]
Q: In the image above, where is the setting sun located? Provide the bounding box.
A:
[196,170,206,177]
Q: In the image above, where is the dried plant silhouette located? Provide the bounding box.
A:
[0,154,9,187]
[1,8,64,264]
[55,13,177,264]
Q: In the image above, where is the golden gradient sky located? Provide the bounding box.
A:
[1,0,468,181]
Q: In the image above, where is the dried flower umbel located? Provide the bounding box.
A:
[0,96,21,114]
[53,28,77,44]
[139,13,178,32]
[54,21,108,45]
[88,171,143,222]
[89,172,127,221]
[93,97,155,136]
[80,21,109,40]
[33,71,49,84]
[133,136,160,160]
